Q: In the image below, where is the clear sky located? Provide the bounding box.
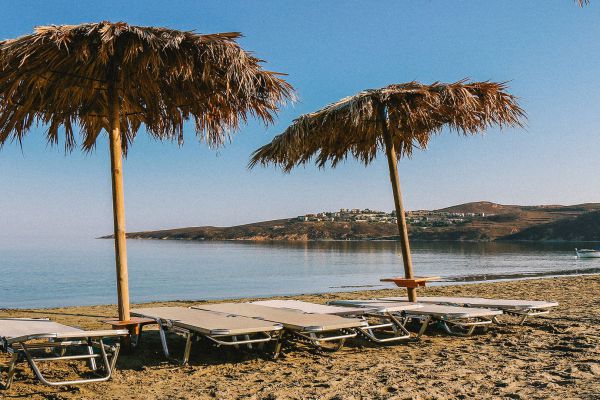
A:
[1,0,598,240]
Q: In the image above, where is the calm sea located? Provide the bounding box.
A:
[1,238,599,309]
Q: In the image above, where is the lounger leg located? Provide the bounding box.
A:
[182,333,193,365]
[387,313,413,337]
[441,320,490,336]
[308,332,346,352]
[362,317,375,339]
[109,343,121,373]
[518,314,528,325]
[244,335,253,350]
[20,340,115,387]
[51,339,66,357]
[355,316,411,343]
[308,333,320,349]
[0,353,19,390]
[466,325,476,335]
[417,316,431,338]
[272,333,283,360]
[97,339,112,375]
[87,339,97,371]
[157,321,171,359]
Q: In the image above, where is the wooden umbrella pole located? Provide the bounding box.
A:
[108,73,131,322]
[381,123,417,302]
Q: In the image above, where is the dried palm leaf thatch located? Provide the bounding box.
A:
[250,80,525,172]
[0,21,294,153]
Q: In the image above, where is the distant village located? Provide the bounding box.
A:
[297,208,494,227]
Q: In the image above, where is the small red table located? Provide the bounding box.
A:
[380,276,441,288]
[101,317,155,352]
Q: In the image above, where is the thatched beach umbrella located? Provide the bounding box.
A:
[0,22,293,321]
[250,80,525,301]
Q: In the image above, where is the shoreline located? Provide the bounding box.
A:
[1,276,599,399]
[99,236,600,243]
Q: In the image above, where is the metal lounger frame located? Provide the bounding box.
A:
[190,304,364,353]
[1,324,127,390]
[396,313,494,337]
[251,301,411,345]
[148,317,283,365]
[437,304,549,326]
[330,301,496,338]
[500,308,551,325]
[344,309,430,340]
[412,303,548,326]
[353,312,412,343]
[263,312,408,346]
[380,297,556,325]
[288,327,357,352]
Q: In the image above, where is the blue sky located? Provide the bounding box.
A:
[0,0,598,240]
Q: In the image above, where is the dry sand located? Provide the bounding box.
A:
[1,275,599,399]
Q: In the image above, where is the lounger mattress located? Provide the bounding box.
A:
[0,319,82,343]
[328,301,502,318]
[251,300,377,316]
[328,300,424,313]
[192,303,367,332]
[380,296,559,310]
[132,307,282,336]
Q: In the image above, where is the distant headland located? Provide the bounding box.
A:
[100,202,600,242]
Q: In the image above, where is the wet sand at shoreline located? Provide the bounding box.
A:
[1,275,599,399]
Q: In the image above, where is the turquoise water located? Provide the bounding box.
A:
[1,238,598,309]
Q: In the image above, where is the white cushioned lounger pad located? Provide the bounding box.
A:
[0,318,82,342]
[380,296,559,310]
[404,304,502,318]
[328,300,423,313]
[132,307,282,336]
[192,303,367,332]
[328,301,501,318]
[1,318,128,345]
[251,300,376,316]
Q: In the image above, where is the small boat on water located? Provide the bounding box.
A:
[575,248,600,258]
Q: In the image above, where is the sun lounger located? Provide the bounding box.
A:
[252,299,422,343]
[329,300,502,337]
[379,296,559,324]
[131,307,284,364]
[0,318,128,390]
[192,303,367,351]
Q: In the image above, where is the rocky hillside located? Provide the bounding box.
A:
[500,210,600,241]
[101,202,600,242]
[116,219,399,241]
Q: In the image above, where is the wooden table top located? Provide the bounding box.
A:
[380,276,441,288]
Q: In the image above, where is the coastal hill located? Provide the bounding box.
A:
[104,202,600,242]
[413,201,600,241]
[501,210,600,242]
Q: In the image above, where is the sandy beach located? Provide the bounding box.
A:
[1,275,598,400]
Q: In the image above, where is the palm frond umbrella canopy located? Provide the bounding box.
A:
[0,22,294,321]
[250,80,525,301]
